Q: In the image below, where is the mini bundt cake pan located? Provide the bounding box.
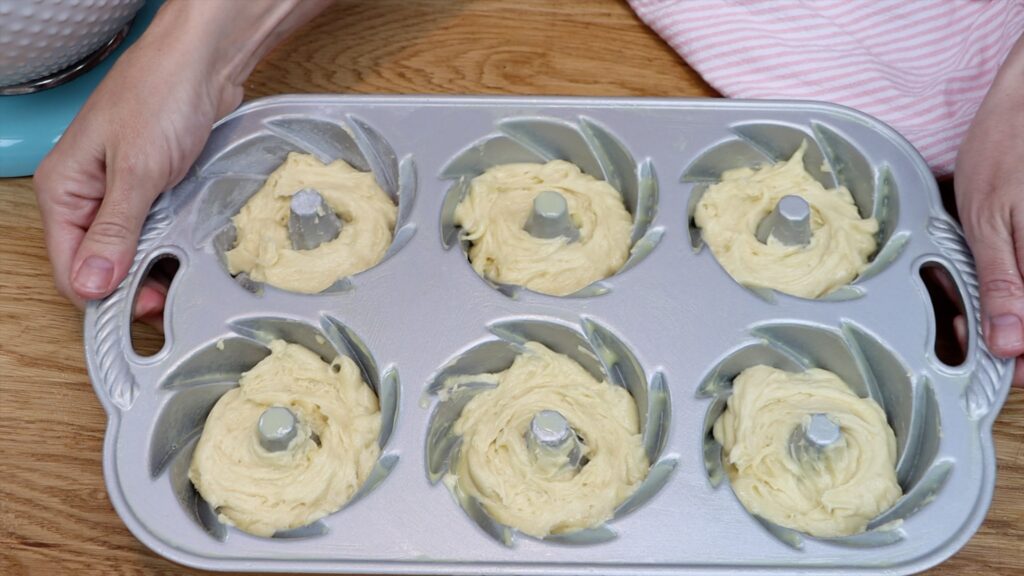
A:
[84,95,1011,574]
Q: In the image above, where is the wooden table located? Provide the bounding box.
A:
[2,1,1021,574]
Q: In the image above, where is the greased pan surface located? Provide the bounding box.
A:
[83,95,1012,574]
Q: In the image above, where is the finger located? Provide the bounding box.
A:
[40,210,89,308]
[928,266,964,314]
[953,314,968,355]
[919,265,969,364]
[136,313,165,334]
[930,269,968,360]
[965,212,1024,358]
[69,152,164,301]
[1014,358,1024,388]
[33,149,105,308]
[133,278,167,334]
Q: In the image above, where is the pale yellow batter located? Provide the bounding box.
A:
[446,342,648,538]
[454,160,633,296]
[226,152,397,293]
[189,340,381,537]
[713,365,901,538]
[694,142,878,298]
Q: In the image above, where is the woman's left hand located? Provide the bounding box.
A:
[955,34,1024,386]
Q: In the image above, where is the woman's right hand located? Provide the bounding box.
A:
[33,0,330,327]
[34,3,241,325]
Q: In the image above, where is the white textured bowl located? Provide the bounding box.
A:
[0,0,144,87]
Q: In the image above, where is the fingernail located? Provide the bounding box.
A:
[73,256,115,295]
[989,314,1024,353]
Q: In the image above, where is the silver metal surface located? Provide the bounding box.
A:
[530,410,572,446]
[524,191,580,241]
[82,95,1013,575]
[0,0,143,89]
[288,188,343,250]
[805,413,841,447]
[789,413,841,462]
[0,22,133,96]
[755,195,811,247]
[257,406,299,452]
[527,410,584,471]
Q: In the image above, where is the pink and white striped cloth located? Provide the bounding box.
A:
[629,0,1024,176]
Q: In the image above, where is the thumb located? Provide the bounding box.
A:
[70,158,163,301]
[969,216,1024,358]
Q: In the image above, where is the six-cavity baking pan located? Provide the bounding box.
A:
[83,95,1013,574]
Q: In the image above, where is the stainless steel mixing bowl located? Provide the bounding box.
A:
[0,0,144,89]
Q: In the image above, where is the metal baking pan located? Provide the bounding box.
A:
[83,95,1013,574]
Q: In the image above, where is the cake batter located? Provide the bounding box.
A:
[713,365,901,538]
[226,152,397,293]
[453,160,633,296]
[694,142,878,298]
[446,342,648,538]
[189,340,381,537]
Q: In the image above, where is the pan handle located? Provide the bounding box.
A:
[927,215,1014,421]
[83,194,177,413]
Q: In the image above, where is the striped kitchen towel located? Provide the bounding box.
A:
[629,0,1024,176]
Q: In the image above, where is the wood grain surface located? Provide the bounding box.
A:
[1,1,1020,574]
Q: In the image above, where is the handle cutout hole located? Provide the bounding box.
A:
[131,255,180,357]
[919,262,967,367]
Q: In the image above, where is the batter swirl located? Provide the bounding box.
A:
[694,142,878,298]
[226,152,396,293]
[454,160,633,296]
[189,340,381,537]
[713,365,901,538]
[446,342,648,538]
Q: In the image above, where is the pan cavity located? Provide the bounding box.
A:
[684,122,907,302]
[148,315,400,540]
[424,317,675,546]
[439,116,662,298]
[192,115,416,295]
[697,321,948,549]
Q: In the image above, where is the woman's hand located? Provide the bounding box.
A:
[34,9,239,324]
[955,33,1024,386]
[33,0,330,326]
